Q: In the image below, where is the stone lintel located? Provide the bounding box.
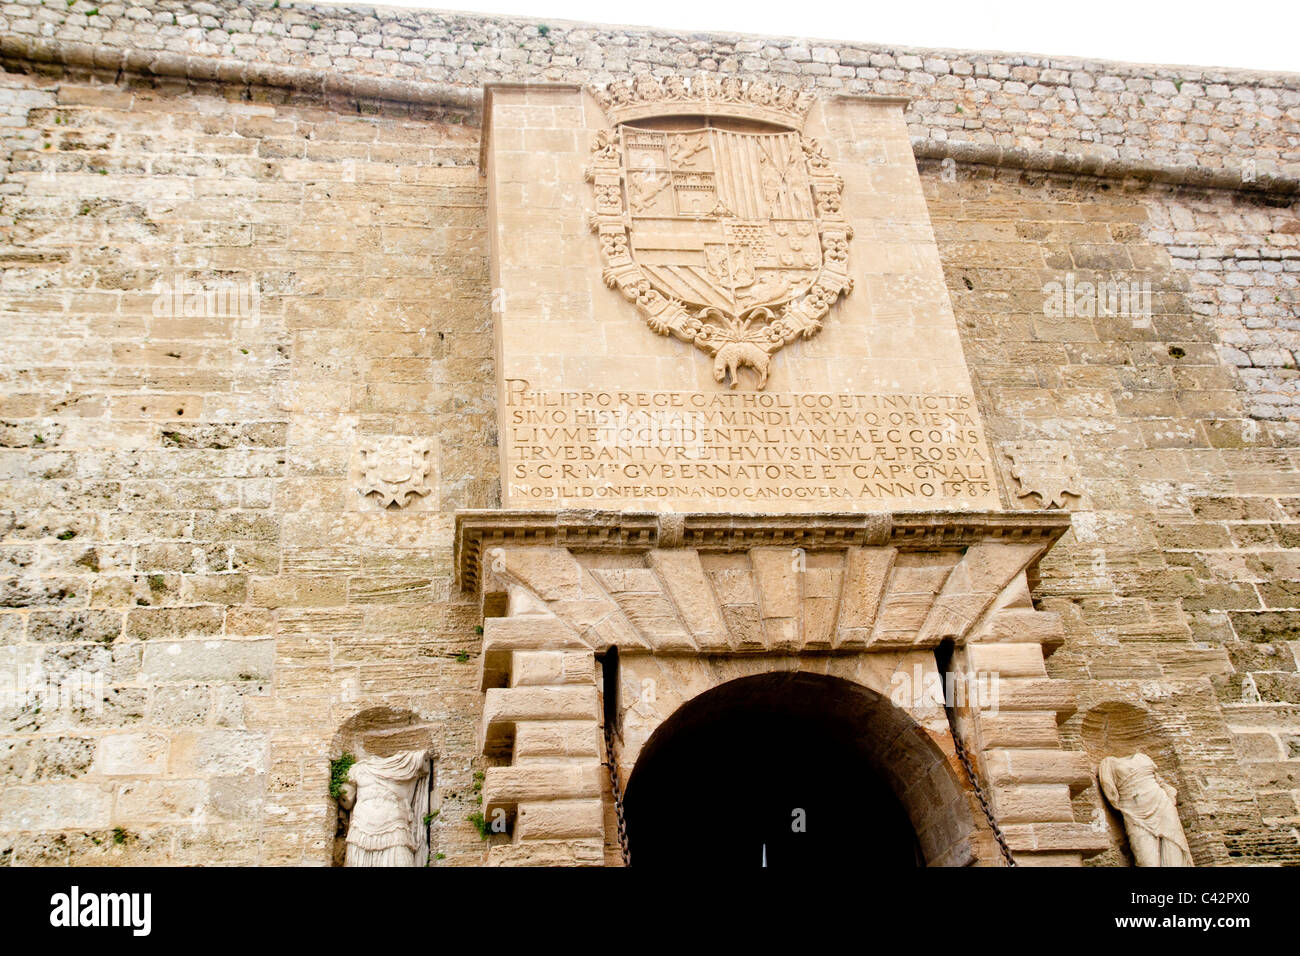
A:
[454,508,1071,593]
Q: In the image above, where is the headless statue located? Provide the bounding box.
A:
[1097,753,1193,867]
[337,749,431,867]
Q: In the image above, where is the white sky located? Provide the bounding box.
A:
[305,0,1298,73]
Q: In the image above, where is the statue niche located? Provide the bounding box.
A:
[1097,753,1194,867]
[329,706,439,867]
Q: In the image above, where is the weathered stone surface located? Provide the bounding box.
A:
[514,799,605,841]
[483,763,603,810]
[513,721,602,760]
[984,748,1095,792]
[94,733,169,776]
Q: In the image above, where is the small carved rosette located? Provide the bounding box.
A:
[586,73,853,390]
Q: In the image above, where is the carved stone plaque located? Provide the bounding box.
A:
[353,436,436,511]
[484,79,1000,513]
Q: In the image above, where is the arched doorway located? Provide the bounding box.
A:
[622,671,972,867]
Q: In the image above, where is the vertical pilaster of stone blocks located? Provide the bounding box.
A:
[956,603,1109,864]
[478,637,607,865]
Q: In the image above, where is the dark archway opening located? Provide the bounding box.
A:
[623,673,924,868]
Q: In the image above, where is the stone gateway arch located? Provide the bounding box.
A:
[464,79,1098,866]
[457,509,1097,865]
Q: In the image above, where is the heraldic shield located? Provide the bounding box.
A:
[588,75,853,389]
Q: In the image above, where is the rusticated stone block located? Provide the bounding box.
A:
[483,762,603,811]
[984,748,1094,794]
[514,799,605,841]
[486,838,605,867]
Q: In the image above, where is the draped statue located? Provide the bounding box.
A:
[1097,753,1193,867]
[337,749,432,867]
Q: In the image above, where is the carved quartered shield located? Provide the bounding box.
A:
[588,75,853,389]
[622,126,822,315]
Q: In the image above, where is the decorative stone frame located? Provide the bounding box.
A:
[456,510,1108,866]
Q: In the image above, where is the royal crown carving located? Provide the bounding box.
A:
[591,73,817,128]
[586,75,851,389]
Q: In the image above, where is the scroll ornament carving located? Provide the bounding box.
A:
[1097,753,1194,867]
[592,72,817,128]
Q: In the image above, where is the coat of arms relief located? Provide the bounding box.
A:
[356,436,435,510]
[588,74,853,389]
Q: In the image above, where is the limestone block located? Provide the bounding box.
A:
[95,732,169,776]
[483,685,599,723]
[515,798,605,841]
[989,784,1076,823]
[514,721,602,760]
[602,590,695,652]
[802,566,843,650]
[752,547,802,629]
[140,639,274,682]
[480,685,599,756]
[1001,822,1111,855]
[708,568,758,607]
[114,779,209,823]
[984,748,1094,794]
[486,838,605,867]
[501,548,586,602]
[836,547,895,646]
[966,642,1048,678]
[918,544,1041,643]
[480,615,586,690]
[483,762,603,811]
[970,608,1066,648]
[646,550,730,650]
[872,555,958,645]
[976,712,1062,749]
[0,782,113,830]
[510,650,594,687]
[985,678,1078,718]
[168,731,267,776]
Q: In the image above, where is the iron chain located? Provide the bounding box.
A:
[948,710,1017,866]
[603,721,631,866]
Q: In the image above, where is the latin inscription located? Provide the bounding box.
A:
[504,379,997,509]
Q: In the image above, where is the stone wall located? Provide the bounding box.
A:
[0,70,496,864]
[1,0,1298,178]
[0,2,1298,865]
[922,161,1300,863]
[1148,194,1300,420]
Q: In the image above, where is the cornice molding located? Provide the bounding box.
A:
[454,508,1071,592]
